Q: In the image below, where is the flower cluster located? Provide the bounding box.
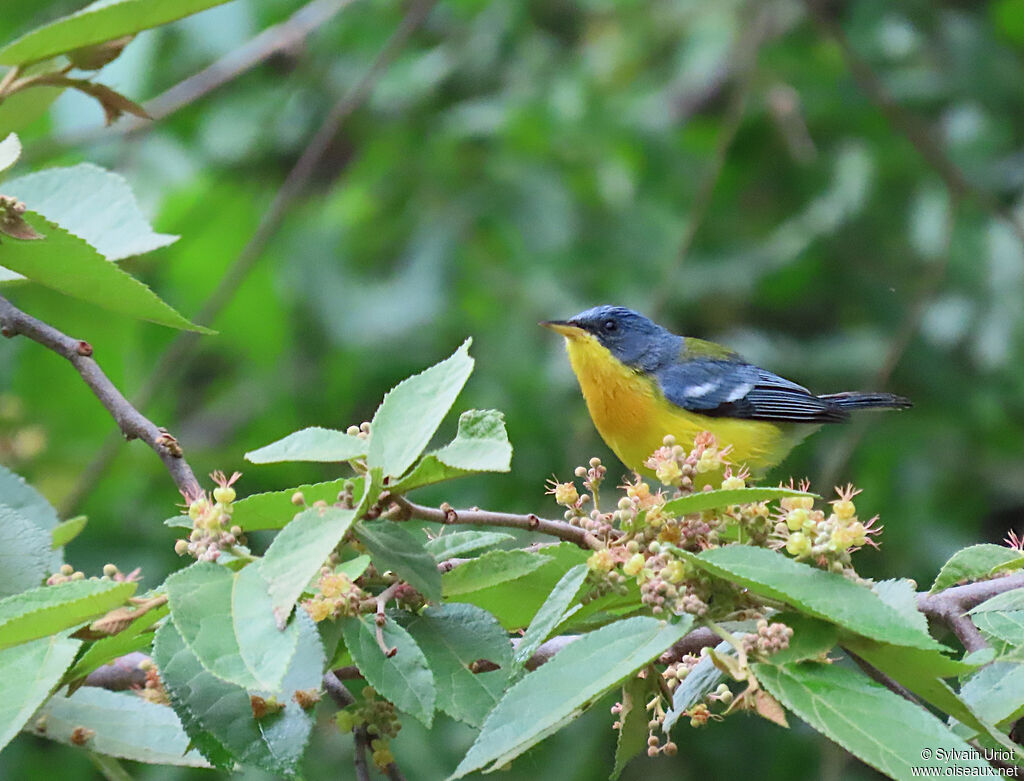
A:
[335,687,402,770]
[303,567,366,622]
[740,619,794,657]
[643,432,731,490]
[345,421,372,440]
[174,471,247,562]
[46,562,138,586]
[772,483,880,572]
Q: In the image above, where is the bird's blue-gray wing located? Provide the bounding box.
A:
[655,360,848,423]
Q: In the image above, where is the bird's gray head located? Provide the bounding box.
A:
[542,305,678,369]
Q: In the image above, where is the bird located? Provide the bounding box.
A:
[541,305,911,478]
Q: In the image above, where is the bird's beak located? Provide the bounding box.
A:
[540,320,586,339]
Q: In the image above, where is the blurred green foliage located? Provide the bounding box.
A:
[2,0,1024,778]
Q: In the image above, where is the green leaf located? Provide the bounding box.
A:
[244,427,366,464]
[64,600,168,688]
[0,463,62,572]
[389,411,511,492]
[662,486,817,517]
[871,578,930,636]
[959,661,1024,727]
[50,515,87,549]
[367,338,474,478]
[0,633,80,752]
[682,545,941,649]
[165,562,300,690]
[0,579,136,650]
[612,674,652,781]
[450,615,693,779]
[969,589,1024,650]
[401,604,512,727]
[0,85,62,141]
[260,505,358,626]
[767,613,838,665]
[26,686,211,767]
[0,0,235,66]
[0,504,52,597]
[451,543,591,630]
[341,614,435,726]
[152,616,324,774]
[0,210,209,331]
[424,531,515,560]
[336,555,372,581]
[232,477,360,530]
[4,164,177,261]
[514,564,587,668]
[355,520,442,602]
[754,661,995,779]
[442,549,551,597]
[433,409,512,471]
[663,641,731,731]
[0,133,21,175]
[930,544,1024,593]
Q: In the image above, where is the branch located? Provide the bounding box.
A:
[323,670,356,708]
[844,647,921,704]
[353,726,372,781]
[804,0,1024,248]
[393,496,605,550]
[82,651,149,690]
[60,0,438,515]
[917,571,1024,653]
[0,295,202,502]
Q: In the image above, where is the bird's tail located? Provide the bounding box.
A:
[817,392,912,410]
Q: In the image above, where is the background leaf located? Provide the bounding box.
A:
[244,427,366,464]
[0,633,80,752]
[930,545,1024,593]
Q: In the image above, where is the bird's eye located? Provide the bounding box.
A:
[602,319,617,333]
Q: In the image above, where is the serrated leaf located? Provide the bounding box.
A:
[930,545,1024,593]
[681,546,941,649]
[232,477,360,530]
[0,0,235,66]
[153,616,323,774]
[401,604,512,727]
[26,686,211,766]
[0,463,61,571]
[391,410,512,492]
[0,633,80,752]
[765,614,838,665]
[50,515,87,549]
[450,615,693,779]
[355,520,442,602]
[958,661,1024,727]
[0,504,52,597]
[0,133,20,175]
[433,409,512,471]
[871,578,930,636]
[754,662,994,779]
[424,531,515,560]
[165,562,300,690]
[612,674,651,780]
[0,579,136,650]
[453,543,591,630]
[514,564,587,668]
[368,339,474,478]
[259,505,358,626]
[0,210,209,331]
[662,486,817,517]
[244,427,366,464]
[442,550,551,597]
[341,614,435,726]
[4,163,176,261]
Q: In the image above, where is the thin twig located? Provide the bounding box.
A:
[0,295,202,502]
[353,726,372,781]
[60,0,437,515]
[375,582,402,657]
[917,571,1024,652]
[323,670,356,708]
[651,4,770,318]
[804,0,1024,247]
[393,495,605,550]
[384,761,407,781]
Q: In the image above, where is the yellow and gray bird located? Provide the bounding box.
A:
[542,305,910,477]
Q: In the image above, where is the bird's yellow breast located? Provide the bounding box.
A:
[562,333,807,475]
